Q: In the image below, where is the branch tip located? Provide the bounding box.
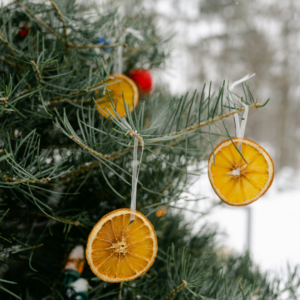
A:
[30,61,42,85]
[126,130,143,146]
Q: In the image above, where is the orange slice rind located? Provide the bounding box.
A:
[95,74,139,119]
[208,138,274,206]
[86,208,158,283]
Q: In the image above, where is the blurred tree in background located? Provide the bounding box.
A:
[147,0,300,170]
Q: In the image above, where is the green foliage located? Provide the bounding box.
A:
[0,0,297,300]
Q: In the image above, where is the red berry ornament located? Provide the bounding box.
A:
[19,28,29,38]
[128,69,153,95]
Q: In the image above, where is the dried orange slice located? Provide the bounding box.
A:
[95,74,139,119]
[155,207,167,217]
[86,209,158,282]
[208,138,274,206]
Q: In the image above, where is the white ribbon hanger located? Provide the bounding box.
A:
[121,118,144,222]
[229,73,255,151]
[114,28,144,74]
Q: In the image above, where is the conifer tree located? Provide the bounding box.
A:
[1,1,300,299]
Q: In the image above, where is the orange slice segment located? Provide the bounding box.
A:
[95,74,139,119]
[86,208,158,282]
[208,138,274,206]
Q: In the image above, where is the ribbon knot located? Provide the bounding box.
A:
[126,130,143,147]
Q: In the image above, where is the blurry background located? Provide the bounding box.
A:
[142,0,300,275]
[1,0,300,276]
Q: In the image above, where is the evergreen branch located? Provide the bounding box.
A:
[68,135,135,166]
[11,242,44,254]
[69,136,110,159]
[2,174,51,184]
[58,103,260,180]
[0,56,18,68]
[0,30,20,72]
[70,103,261,159]
[18,2,126,49]
[0,97,8,102]
[50,76,113,102]
[14,87,39,100]
[123,44,152,57]
[17,210,83,227]
[30,61,42,85]
[65,135,183,177]
[168,102,260,138]
[166,280,187,300]
[60,161,98,180]
[67,43,126,50]
[47,0,68,47]
[19,2,65,43]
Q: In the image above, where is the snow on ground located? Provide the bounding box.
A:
[184,163,300,273]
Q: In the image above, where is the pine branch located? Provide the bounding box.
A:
[30,61,42,86]
[18,2,65,43]
[0,56,17,68]
[0,30,20,72]
[47,0,68,48]
[165,280,187,300]
[18,2,126,49]
[50,76,114,102]
[168,102,261,138]
[17,210,83,227]
[3,174,50,184]
[69,136,121,160]
[63,102,262,163]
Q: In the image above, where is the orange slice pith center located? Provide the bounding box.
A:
[86,209,157,283]
[208,138,274,206]
[95,74,139,119]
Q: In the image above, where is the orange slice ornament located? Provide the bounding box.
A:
[86,209,158,282]
[208,138,274,206]
[155,207,167,217]
[95,74,139,119]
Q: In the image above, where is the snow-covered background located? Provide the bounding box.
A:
[188,166,300,273]
[144,0,300,274]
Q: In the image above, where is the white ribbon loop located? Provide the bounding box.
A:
[233,103,248,151]
[121,118,144,222]
[125,28,144,41]
[229,73,255,91]
[229,74,255,151]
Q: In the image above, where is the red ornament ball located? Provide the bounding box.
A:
[19,28,29,38]
[128,69,153,95]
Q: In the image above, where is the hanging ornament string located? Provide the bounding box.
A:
[121,118,144,222]
[228,74,255,151]
[115,28,144,74]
